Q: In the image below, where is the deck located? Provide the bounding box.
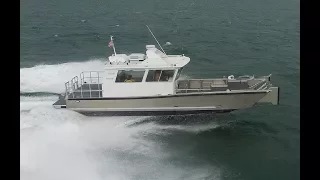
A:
[62,74,270,99]
[67,83,103,99]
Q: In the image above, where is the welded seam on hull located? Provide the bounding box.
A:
[68,106,218,112]
[78,109,236,116]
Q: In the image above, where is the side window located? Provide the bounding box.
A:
[146,70,175,82]
[115,70,145,83]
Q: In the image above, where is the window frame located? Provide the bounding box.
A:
[145,69,177,83]
[115,69,147,83]
[175,68,184,81]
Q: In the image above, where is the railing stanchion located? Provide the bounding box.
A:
[64,71,105,99]
[75,76,78,89]
[72,79,75,98]
[97,72,100,98]
[80,76,83,98]
[89,72,92,98]
[65,82,68,99]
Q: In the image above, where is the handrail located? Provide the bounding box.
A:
[177,88,211,91]
[176,79,229,93]
[70,90,102,92]
[65,71,104,99]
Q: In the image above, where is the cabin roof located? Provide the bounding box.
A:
[105,45,190,70]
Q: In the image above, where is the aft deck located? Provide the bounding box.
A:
[64,71,104,99]
[67,83,103,99]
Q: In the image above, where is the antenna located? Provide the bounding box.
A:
[146,25,166,55]
[110,35,117,55]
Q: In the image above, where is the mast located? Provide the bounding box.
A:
[146,25,167,55]
[110,35,117,55]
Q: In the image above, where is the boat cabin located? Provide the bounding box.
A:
[102,45,190,97]
[64,45,191,99]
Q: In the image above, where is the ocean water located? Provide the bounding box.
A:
[20,0,300,180]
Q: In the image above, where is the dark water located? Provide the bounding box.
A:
[20,0,300,180]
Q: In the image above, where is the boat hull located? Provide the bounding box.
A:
[77,109,235,116]
[62,91,268,116]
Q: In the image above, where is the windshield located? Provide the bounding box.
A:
[175,68,183,80]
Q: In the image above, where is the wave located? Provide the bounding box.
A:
[20,95,221,180]
[20,59,106,94]
[20,58,220,180]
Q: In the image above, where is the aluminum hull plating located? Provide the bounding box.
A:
[62,91,268,116]
[77,109,235,116]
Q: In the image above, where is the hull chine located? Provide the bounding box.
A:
[76,109,236,116]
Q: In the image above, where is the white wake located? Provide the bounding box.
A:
[20,60,221,180]
[20,59,106,94]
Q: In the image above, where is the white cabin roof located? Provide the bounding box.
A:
[105,45,190,70]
